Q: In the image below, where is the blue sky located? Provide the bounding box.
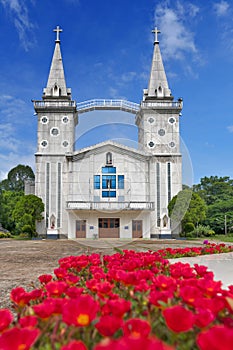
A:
[0,0,233,185]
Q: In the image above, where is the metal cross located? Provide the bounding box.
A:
[54,26,63,42]
[152,27,161,43]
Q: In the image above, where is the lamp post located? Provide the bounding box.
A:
[225,214,227,235]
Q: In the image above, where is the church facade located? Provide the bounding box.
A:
[33,27,183,239]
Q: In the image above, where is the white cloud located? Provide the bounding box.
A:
[0,0,36,51]
[0,94,29,123]
[0,123,20,152]
[213,1,230,16]
[109,87,119,98]
[120,72,137,83]
[227,125,233,132]
[154,1,199,61]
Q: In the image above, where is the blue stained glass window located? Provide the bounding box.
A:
[102,191,116,198]
[94,175,100,189]
[102,175,116,189]
[118,175,124,189]
[102,167,116,173]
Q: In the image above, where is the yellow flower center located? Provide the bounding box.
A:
[131,331,140,338]
[77,313,90,326]
[18,345,27,350]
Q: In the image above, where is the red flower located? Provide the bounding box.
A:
[96,281,113,297]
[179,285,202,305]
[0,309,13,332]
[38,274,53,284]
[10,287,30,307]
[33,298,63,319]
[162,305,194,333]
[61,340,87,350]
[197,278,222,297]
[54,267,68,279]
[115,270,139,286]
[28,289,43,301]
[194,308,215,328]
[102,298,131,318]
[65,286,84,299]
[149,290,174,307]
[19,316,38,328]
[33,302,55,319]
[0,327,40,350]
[152,275,176,292]
[95,315,122,336]
[65,274,80,286]
[45,281,67,297]
[197,325,233,350]
[123,318,151,338]
[94,336,174,350]
[62,295,99,327]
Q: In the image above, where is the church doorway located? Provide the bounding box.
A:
[132,220,143,238]
[98,218,120,238]
[76,220,86,238]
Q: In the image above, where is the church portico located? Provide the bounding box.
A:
[66,209,151,239]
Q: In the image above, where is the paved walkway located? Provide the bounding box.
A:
[169,252,233,288]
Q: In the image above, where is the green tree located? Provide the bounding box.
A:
[206,199,233,234]
[193,176,233,205]
[0,191,24,232]
[193,176,233,234]
[12,195,44,236]
[0,164,35,192]
[168,189,207,233]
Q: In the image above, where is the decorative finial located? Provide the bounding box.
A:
[152,27,161,44]
[53,25,63,42]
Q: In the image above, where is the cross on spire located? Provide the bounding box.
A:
[152,27,161,44]
[53,25,63,42]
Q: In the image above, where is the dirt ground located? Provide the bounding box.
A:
[0,238,204,309]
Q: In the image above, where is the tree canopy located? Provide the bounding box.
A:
[193,176,233,205]
[12,195,44,235]
[0,164,35,192]
[193,176,233,234]
[168,189,207,232]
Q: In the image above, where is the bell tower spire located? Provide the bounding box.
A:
[146,27,172,100]
[43,25,71,100]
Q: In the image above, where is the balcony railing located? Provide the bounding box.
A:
[76,99,140,114]
[141,101,182,109]
[33,101,76,108]
[67,201,154,211]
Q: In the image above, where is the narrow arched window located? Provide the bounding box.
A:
[52,84,61,96]
[106,152,112,165]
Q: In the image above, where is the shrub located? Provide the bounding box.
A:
[21,224,34,237]
[0,231,12,238]
[192,225,215,237]
[184,222,195,234]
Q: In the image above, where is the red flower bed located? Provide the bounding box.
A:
[0,243,233,349]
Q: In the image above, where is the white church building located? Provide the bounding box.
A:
[32,26,183,239]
